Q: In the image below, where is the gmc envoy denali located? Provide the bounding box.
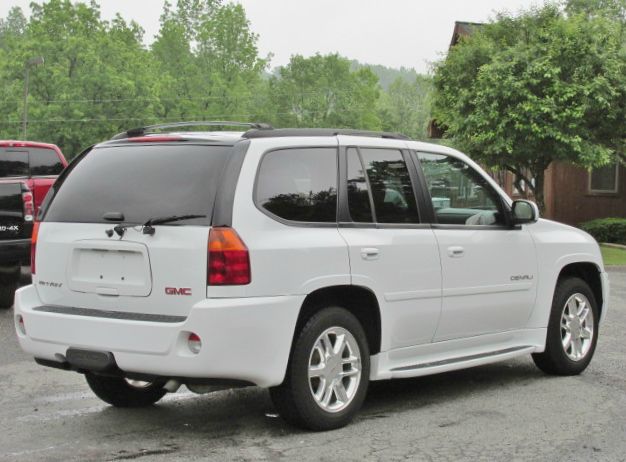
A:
[14,122,609,430]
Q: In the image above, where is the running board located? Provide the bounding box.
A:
[388,345,536,378]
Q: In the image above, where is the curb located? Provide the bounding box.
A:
[602,243,626,250]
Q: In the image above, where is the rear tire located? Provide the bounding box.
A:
[532,277,599,376]
[270,306,370,431]
[0,265,20,309]
[85,373,166,407]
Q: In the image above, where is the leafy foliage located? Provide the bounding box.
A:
[581,217,626,244]
[432,3,626,209]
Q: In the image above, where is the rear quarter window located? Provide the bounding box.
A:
[255,148,338,223]
[29,148,64,176]
[0,149,29,178]
[44,144,231,225]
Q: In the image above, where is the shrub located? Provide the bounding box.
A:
[580,218,626,245]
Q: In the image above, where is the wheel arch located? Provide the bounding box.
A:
[557,262,604,320]
[293,285,382,356]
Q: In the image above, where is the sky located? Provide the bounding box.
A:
[1,0,543,73]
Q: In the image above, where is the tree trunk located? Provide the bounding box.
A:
[533,168,546,216]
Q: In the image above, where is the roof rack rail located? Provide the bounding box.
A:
[111,121,273,140]
[242,128,410,141]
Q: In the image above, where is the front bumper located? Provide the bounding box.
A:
[600,270,610,324]
[14,285,303,387]
[0,238,30,266]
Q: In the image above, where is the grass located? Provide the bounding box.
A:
[601,245,626,266]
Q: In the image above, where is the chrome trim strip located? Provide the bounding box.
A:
[32,305,187,323]
[443,282,533,297]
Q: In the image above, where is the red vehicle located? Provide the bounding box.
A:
[0,141,68,212]
[0,141,68,307]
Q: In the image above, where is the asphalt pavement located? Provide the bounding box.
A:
[0,269,624,462]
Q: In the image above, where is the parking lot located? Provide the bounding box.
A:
[0,269,624,462]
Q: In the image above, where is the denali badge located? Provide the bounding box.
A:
[511,275,534,281]
[165,287,192,296]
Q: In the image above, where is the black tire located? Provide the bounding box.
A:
[532,277,599,376]
[0,265,20,309]
[85,373,167,407]
[270,306,370,431]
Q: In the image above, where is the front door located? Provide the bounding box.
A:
[416,151,537,341]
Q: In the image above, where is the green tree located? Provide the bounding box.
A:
[378,75,433,138]
[432,4,626,211]
[0,0,157,156]
[269,54,381,130]
[151,0,267,122]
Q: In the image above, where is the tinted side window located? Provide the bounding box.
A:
[347,148,374,222]
[256,148,338,223]
[0,149,29,178]
[29,148,64,176]
[418,152,505,226]
[359,148,419,224]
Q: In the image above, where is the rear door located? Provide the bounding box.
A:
[337,138,441,351]
[35,142,232,319]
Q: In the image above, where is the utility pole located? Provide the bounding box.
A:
[22,56,44,140]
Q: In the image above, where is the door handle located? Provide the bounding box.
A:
[360,248,380,260]
[447,246,465,258]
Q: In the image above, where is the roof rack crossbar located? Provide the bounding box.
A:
[112,121,273,140]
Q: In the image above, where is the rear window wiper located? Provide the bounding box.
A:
[142,214,206,235]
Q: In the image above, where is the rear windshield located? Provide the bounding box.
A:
[0,147,63,178]
[44,144,231,225]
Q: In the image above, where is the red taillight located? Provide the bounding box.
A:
[208,227,251,285]
[22,191,34,222]
[31,222,39,274]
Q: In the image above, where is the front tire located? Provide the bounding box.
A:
[270,306,370,431]
[85,373,166,407]
[532,277,599,375]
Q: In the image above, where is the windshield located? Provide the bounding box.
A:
[44,143,231,225]
[0,149,29,178]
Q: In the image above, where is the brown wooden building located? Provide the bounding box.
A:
[430,21,626,226]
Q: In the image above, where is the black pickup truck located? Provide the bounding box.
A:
[0,181,33,308]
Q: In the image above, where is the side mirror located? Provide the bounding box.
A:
[511,200,539,225]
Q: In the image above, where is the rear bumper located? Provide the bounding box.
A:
[14,285,303,387]
[0,238,30,266]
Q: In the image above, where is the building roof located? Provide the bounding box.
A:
[450,21,485,48]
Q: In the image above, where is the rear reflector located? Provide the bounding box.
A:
[16,315,26,335]
[187,333,202,354]
[31,222,39,274]
[208,227,251,285]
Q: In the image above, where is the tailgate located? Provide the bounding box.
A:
[0,182,29,241]
[35,222,210,318]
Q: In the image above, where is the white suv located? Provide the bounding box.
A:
[15,122,609,430]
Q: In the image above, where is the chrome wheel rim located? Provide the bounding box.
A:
[308,326,362,413]
[125,378,152,389]
[561,293,594,362]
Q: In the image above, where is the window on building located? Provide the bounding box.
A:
[589,163,619,193]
